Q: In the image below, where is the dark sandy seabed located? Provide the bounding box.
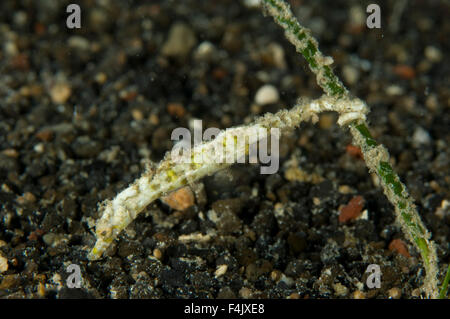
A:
[0,0,448,299]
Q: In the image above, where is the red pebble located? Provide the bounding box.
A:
[339,195,365,223]
[388,239,411,258]
[346,144,363,159]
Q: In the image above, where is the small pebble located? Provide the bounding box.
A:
[288,292,301,299]
[194,41,215,61]
[270,270,282,282]
[346,144,363,158]
[342,65,359,85]
[333,283,348,297]
[5,41,18,56]
[412,127,431,146]
[95,72,107,84]
[0,274,19,289]
[425,95,438,111]
[339,195,365,223]
[2,149,19,158]
[217,287,236,299]
[349,6,365,28]
[243,0,260,9]
[0,255,8,273]
[161,186,195,211]
[338,185,354,194]
[254,84,279,105]
[352,290,366,299]
[167,102,186,118]
[148,113,160,125]
[16,192,37,205]
[35,130,53,142]
[239,287,253,299]
[319,113,335,129]
[37,282,46,297]
[279,274,294,288]
[49,83,72,104]
[434,200,449,219]
[215,264,228,278]
[34,143,45,153]
[411,288,421,297]
[264,43,287,69]
[68,36,90,51]
[385,85,403,96]
[161,22,197,58]
[393,65,416,80]
[131,109,144,121]
[153,248,162,260]
[388,287,402,299]
[388,239,411,258]
[424,46,442,63]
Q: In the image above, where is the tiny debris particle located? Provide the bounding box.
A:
[254,84,279,105]
[215,264,228,278]
[388,239,411,258]
[0,254,8,273]
[161,186,195,211]
[339,195,365,223]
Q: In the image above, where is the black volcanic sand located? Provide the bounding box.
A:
[0,0,448,299]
